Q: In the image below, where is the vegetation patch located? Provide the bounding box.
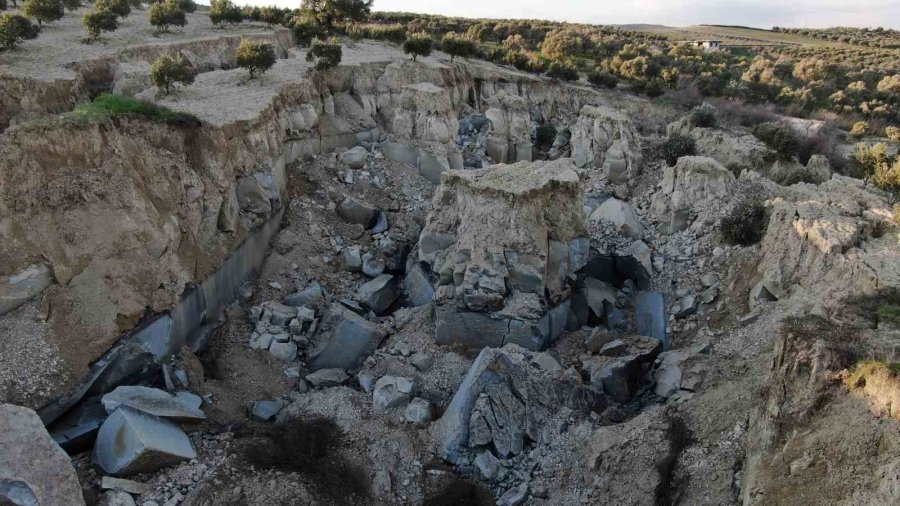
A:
[25,94,199,129]
[661,134,696,166]
[720,199,768,246]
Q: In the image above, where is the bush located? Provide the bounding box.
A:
[300,0,371,30]
[61,0,80,11]
[850,120,868,138]
[82,8,117,41]
[721,199,768,246]
[305,38,341,71]
[175,0,195,13]
[546,61,578,81]
[848,142,890,183]
[872,157,900,202]
[403,32,432,61]
[23,0,63,27]
[887,126,900,142]
[150,53,195,94]
[661,134,696,166]
[94,0,129,17]
[291,18,324,46]
[689,104,717,128]
[752,122,801,160]
[209,0,241,27]
[587,68,617,89]
[441,32,476,62]
[535,123,556,150]
[236,38,275,78]
[149,0,185,32]
[644,79,664,98]
[0,13,39,50]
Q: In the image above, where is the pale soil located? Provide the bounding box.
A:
[0,8,276,80]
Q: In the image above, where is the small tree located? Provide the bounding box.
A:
[305,37,341,71]
[175,0,195,13]
[403,32,431,61]
[236,38,275,78]
[209,0,241,27]
[300,0,372,31]
[149,0,185,32]
[441,32,475,62]
[850,143,891,184]
[61,0,80,11]
[151,53,195,94]
[23,0,63,27]
[82,8,117,41]
[291,17,323,46]
[753,122,800,160]
[0,13,39,50]
[94,0,130,17]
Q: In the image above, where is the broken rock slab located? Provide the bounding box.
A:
[93,406,197,476]
[431,345,604,464]
[251,400,284,422]
[49,396,108,453]
[583,336,662,403]
[356,274,399,315]
[337,197,379,228]
[372,376,416,409]
[590,198,644,239]
[305,368,349,388]
[101,386,205,422]
[307,303,388,371]
[635,291,669,350]
[0,403,86,506]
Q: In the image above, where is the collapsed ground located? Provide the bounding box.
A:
[0,12,899,506]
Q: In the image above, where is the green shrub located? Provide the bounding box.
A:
[33,93,199,127]
[61,0,80,11]
[23,0,63,26]
[0,13,39,50]
[94,0,129,17]
[872,157,900,202]
[441,32,476,62]
[305,38,341,71]
[689,104,717,128]
[209,0,241,27]
[877,305,900,327]
[176,0,196,13]
[403,32,432,61]
[236,38,275,78]
[291,18,324,46]
[150,53,195,94]
[753,122,801,160]
[149,0,185,32]
[661,134,696,166]
[546,61,578,81]
[721,199,768,246]
[644,79,664,98]
[587,68,617,88]
[82,8,117,41]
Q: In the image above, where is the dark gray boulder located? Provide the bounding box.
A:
[307,304,388,371]
[337,197,378,228]
[49,397,107,453]
[635,291,669,349]
[93,407,196,476]
[356,274,399,315]
[284,282,324,308]
[404,264,435,307]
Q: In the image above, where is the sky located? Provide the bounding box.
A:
[244,0,900,29]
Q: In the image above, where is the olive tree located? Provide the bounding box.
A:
[0,13,39,50]
[94,0,130,18]
[151,53,196,94]
[236,38,275,78]
[403,32,432,62]
[305,38,341,70]
[299,0,371,31]
[441,32,476,62]
[149,0,185,32]
[82,8,117,41]
[23,0,63,27]
[209,0,241,27]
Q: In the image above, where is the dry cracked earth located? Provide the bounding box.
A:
[1,9,899,506]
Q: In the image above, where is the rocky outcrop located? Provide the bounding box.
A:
[0,403,86,506]
[431,345,604,464]
[484,91,533,164]
[571,105,642,184]
[415,159,589,351]
[651,156,735,234]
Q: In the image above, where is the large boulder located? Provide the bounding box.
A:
[0,403,86,506]
[307,303,388,371]
[431,345,604,464]
[356,274,399,315]
[570,105,642,184]
[589,198,644,239]
[390,83,459,144]
[93,406,196,476]
[415,159,589,351]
